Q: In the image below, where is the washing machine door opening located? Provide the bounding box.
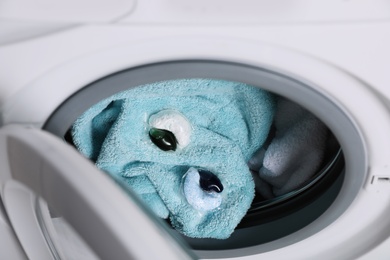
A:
[43,61,366,255]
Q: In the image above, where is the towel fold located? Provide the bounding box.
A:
[248,97,328,198]
[71,79,275,239]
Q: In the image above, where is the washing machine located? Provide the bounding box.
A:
[1,0,390,259]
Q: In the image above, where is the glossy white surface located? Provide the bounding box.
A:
[0,2,390,258]
[119,0,390,23]
[0,0,135,22]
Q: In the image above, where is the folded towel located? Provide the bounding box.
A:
[71,79,275,239]
[248,97,328,198]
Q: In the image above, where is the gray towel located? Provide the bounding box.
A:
[248,97,328,198]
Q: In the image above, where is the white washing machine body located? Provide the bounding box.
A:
[1,1,390,259]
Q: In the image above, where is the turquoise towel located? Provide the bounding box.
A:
[71,79,275,239]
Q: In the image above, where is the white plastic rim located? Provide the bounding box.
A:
[3,36,390,259]
[0,125,195,260]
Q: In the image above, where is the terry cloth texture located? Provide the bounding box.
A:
[71,79,275,239]
[248,97,328,198]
